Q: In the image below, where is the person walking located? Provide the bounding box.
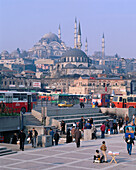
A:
[79,116,84,130]
[27,130,32,144]
[100,123,106,138]
[132,114,135,125]
[75,128,81,148]
[12,133,18,144]
[49,128,54,146]
[54,130,59,145]
[109,120,113,134]
[100,141,108,163]
[105,119,109,134]
[71,126,76,142]
[18,130,26,151]
[31,128,38,148]
[126,134,134,155]
[61,120,65,134]
[91,124,97,139]
[125,114,129,125]
[66,129,71,143]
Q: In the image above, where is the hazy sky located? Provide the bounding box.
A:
[0,0,136,58]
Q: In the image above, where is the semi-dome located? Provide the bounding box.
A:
[62,48,87,58]
[65,63,77,68]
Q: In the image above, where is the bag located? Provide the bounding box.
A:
[27,137,30,142]
[17,140,20,145]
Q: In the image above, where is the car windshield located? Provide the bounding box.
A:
[61,102,65,104]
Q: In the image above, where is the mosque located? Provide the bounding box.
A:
[50,18,105,78]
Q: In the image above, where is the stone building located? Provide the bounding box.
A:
[69,77,132,95]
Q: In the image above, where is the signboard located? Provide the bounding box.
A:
[19,85,25,88]
[33,82,41,88]
[9,85,16,87]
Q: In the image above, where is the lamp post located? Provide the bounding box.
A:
[20,111,24,130]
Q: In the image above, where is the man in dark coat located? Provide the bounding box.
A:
[61,120,65,134]
[54,130,59,145]
[18,130,26,151]
[12,133,18,144]
[79,116,84,130]
[75,128,81,148]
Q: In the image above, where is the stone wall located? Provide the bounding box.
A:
[0,116,20,132]
[101,108,136,120]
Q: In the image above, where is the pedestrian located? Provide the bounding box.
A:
[100,141,108,163]
[31,128,38,148]
[71,126,76,142]
[109,120,113,134]
[91,124,97,139]
[118,117,123,130]
[79,116,84,130]
[95,101,98,108]
[80,102,84,108]
[54,130,59,145]
[66,128,71,143]
[132,114,135,125]
[125,114,129,125]
[27,130,32,144]
[49,128,54,146]
[90,118,93,125]
[105,119,109,134]
[61,120,65,134]
[126,134,134,155]
[12,133,18,144]
[100,123,106,138]
[113,118,118,134]
[84,119,92,129]
[18,130,26,151]
[75,128,81,148]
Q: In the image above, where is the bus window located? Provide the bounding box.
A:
[112,97,118,102]
[0,93,5,102]
[13,93,21,101]
[134,97,136,102]
[5,96,12,103]
[127,97,133,102]
[20,94,27,101]
[119,97,123,102]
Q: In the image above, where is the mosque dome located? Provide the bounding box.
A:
[40,32,60,44]
[62,48,87,58]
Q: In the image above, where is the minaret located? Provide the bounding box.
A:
[58,24,61,40]
[77,22,82,49]
[85,37,88,55]
[102,33,105,59]
[74,18,77,48]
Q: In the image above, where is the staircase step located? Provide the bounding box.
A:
[0,151,17,156]
[50,113,105,120]
[0,147,7,150]
[0,149,12,154]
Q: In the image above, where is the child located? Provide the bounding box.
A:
[93,150,101,163]
[100,141,108,163]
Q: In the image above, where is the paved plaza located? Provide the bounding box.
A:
[0,134,136,170]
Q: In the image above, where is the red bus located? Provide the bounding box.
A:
[112,95,136,108]
[0,91,33,113]
[92,93,110,107]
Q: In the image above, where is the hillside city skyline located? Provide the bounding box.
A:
[0,0,136,58]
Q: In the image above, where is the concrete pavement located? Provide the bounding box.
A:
[0,134,136,170]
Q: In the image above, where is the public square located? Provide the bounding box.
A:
[0,134,136,170]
